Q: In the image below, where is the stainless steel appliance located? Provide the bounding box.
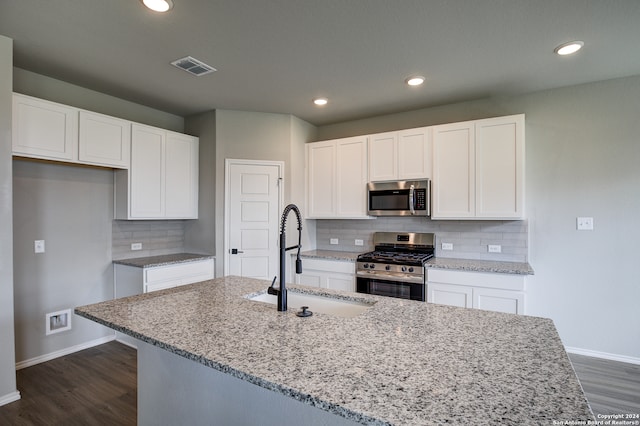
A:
[356,232,434,301]
[367,179,430,216]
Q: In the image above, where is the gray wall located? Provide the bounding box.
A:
[317,75,640,360]
[12,70,185,364]
[0,35,18,404]
[209,110,315,277]
[184,111,217,257]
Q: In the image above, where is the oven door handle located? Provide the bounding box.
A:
[409,184,415,215]
[356,271,424,284]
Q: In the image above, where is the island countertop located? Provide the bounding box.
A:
[75,276,591,425]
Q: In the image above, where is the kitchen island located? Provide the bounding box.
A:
[75,276,592,425]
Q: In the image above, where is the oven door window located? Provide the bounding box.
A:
[357,277,424,301]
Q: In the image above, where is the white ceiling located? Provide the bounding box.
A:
[2,0,640,126]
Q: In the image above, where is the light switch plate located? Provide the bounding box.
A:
[34,240,45,253]
[577,217,594,231]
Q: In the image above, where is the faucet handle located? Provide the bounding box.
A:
[296,306,313,317]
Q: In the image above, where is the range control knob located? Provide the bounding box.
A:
[363,263,369,269]
[408,267,414,273]
[401,266,407,272]
[385,265,391,271]
[369,264,375,269]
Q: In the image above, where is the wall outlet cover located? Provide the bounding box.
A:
[330,238,339,245]
[131,243,142,250]
[441,243,453,251]
[355,239,364,246]
[488,244,502,253]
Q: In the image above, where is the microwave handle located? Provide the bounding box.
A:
[409,184,415,215]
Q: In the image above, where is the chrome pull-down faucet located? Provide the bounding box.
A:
[270,204,303,311]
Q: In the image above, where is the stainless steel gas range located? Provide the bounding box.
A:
[356,232,434,301]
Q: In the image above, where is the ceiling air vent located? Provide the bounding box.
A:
[170,56,216,76]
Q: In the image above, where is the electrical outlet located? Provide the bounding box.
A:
[330,238,339,245]
[34,240,45,253]
[576,217,594,231]
[488,244,502,253]
[131,243,142,250]
[355,239,364,246]
[441,243,453,251]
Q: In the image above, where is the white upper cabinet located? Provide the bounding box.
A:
[475,115,524,218]
[368,132,397,181]
[432,114,524,220]
[432,121,476,218]
[165,132,199,219]
[12,93,78,162]
[78,110,131,168]
[306,136,369,219]
[369,128,431,182]
[115,124,199,220]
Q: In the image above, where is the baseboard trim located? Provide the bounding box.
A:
[565,346,640,365]
[0,391,21,407]
[15,334,116,370]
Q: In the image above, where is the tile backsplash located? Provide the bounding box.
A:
[112,220,186,260]
[315,217,528,262]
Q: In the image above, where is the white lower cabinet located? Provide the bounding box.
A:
[426,268,525,314]
[293,258,355,292]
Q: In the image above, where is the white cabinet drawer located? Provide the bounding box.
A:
[145,259,214,285]
[300,258,355,274]
[427,269,525,291]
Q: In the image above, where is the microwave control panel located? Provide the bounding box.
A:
[415,189,426,210]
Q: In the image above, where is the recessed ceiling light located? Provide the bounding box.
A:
[141,0,174,12]
[405,76,425,86]
[313,98,328,106]
[554,41,584,56]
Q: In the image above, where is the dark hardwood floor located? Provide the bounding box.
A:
[0,341,136,426]
[0,342,638,424]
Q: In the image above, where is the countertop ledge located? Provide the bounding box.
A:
[112,253,214,268]
[76,276,589,425]
[300,250,534,275]
[425,257,535,275]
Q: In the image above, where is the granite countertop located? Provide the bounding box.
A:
[425,257,535,275]
[112,253,214,268]
[299,250,360,262]
[76,276,590,425]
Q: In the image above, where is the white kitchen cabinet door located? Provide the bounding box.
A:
[473,287,524,315]
[12,93,78,162]
[427,282,473,308]
[129,124,165,218]
[306,141,336,218]
[306,137,369,219]
[475,115,524,219]
[397,127,432,180]
[165,132,199,219]
[336,136,369,218]
[293,258,355,291]
[432,121,475,219]
[368,132,397,182]
[78,110,131,168]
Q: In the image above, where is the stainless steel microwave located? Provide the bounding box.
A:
[367,180,430,216]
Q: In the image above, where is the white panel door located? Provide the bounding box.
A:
[306,141,336,218]
[227,161,281,280]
